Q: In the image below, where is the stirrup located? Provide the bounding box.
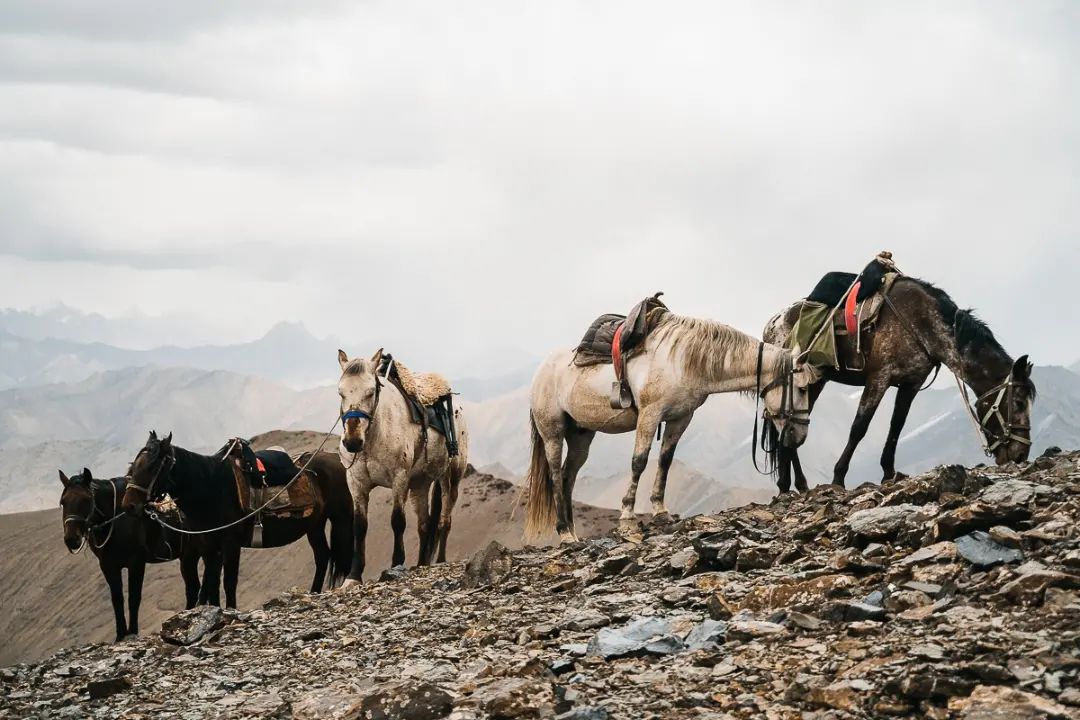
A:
[610,380,633,410]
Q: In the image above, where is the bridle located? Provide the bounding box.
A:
[956,371,1031,456]
[951,311,1031,457]
[752,342,810,474]
[125,446,176,503]
[341,366,384,437]
[63,479,122,553]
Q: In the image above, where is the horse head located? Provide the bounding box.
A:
[762,351,814,449]
[121,430,173,514]
[977,355,1036,465]
[58,468,95,552]
[337,348,384,454]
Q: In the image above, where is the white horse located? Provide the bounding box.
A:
[525,311,813,542]
[337,349,469,586]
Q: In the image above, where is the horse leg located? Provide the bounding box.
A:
[833,378,889,486]
[562,429,596,540]
[343,484,370,587]
[127,561,145,637]
[620,405,663,530]
[411,479,433,566]
[101,560,127,641]
[197,539,222,606]
[306,524,331,593]
[650,413,692,521]
[791,448,809,493]
[881,382,919,481]
[540,434,575,544]
[180,546,200,609]
[390,472,409,568]
[791,381,823,493]
[436,467,460,564]
[223,542,241,609]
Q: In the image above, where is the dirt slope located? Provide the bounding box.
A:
[0,431,618,666]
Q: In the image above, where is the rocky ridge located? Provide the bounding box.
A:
[3,451,1080,719]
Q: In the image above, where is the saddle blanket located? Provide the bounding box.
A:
[235,470,319,518]
[790,270,898,369]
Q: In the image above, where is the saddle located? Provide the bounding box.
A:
[377,355,460,457]
[573,292,669,409]
[790,252,900,370]
[222,438,320,527]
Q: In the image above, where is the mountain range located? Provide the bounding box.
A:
[2,310,1078,517]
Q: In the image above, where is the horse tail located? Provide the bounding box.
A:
[423,478,442,565]
[524,412,555,541]
[327,509,352,589]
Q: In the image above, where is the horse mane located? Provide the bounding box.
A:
[342,360,366,376]
[907,277,1036,398]
[656,314,760,392]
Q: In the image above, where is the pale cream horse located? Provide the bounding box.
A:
[337,349,469,586]
[525,312,814,542]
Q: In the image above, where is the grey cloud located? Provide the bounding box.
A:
[0,1,1078,367]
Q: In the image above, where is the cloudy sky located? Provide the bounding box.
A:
[0,1,1077,369]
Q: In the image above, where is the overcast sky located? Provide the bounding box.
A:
[0,1,1077,370]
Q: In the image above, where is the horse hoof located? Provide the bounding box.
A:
[558,531,578,544]
[340,578,362,590]
[651,511,675,525]
[618,517,643,533]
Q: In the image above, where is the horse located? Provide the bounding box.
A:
[525,309,815,542]
[120,432,353,608]
[336,349,469,585]
[59,468,205,640]
[763,272,1036,492]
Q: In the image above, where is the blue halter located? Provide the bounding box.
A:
[341,409,373,423]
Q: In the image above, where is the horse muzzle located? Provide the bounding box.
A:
[64,533,84,552]
[342,436,364,453]
[779,421,808,449]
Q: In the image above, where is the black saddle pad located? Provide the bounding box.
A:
[234,441,297,487]
[576,313,626,359]
[806,259,890,306]
[404,397,450,437]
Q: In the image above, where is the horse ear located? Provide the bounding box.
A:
[162,432,173,448]
[59,470,70,488]
[1013,355,1031,380]
[150,430,157,440]
[370,347,384,364]
[338,349,349,370]
[83,468,93,482]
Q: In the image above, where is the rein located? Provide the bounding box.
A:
[139,417,341,537]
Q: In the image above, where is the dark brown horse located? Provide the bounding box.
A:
[120,432,352,609]
[763,271,1036,491]
[59,469,207,640]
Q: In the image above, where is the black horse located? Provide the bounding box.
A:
[59,469,207,640]
[121,432,352,608]
[763,264,1036,491]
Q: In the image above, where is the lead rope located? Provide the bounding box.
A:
[145,416,341,536]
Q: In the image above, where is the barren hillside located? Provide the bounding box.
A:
[4,450,1079,718]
